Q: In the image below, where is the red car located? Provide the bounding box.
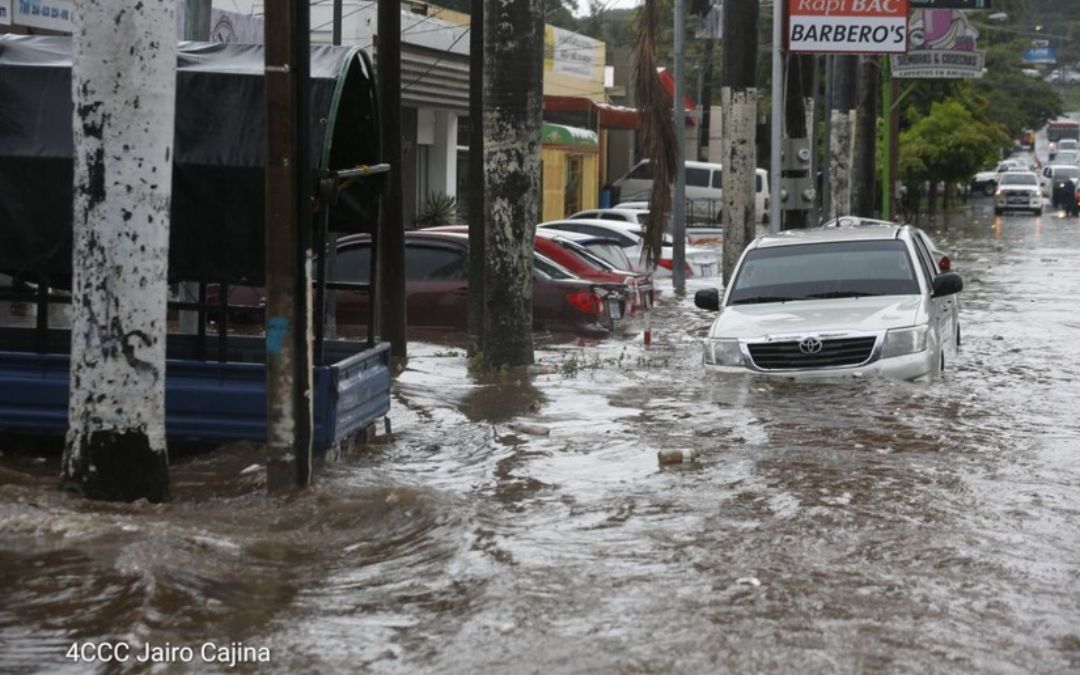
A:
[212,231,627,336]
[427,226,654,312]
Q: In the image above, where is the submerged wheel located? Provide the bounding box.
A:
[1034,208,1043,217]
[983,182,996,196]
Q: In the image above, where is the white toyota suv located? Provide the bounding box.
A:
[694,226,962,381]
[994,171,1044,216]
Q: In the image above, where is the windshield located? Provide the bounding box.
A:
[1000,173,1038,186]
[727,240,920,305]
[1053,167,1080,179]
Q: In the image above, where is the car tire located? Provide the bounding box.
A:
[956,325,961,347]
[983,182,996,196]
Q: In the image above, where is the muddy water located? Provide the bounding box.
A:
[3,205,1080,674]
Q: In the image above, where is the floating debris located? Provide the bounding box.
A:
[657,448,697,465]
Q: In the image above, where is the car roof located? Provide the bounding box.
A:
[1000,171,1038,177]
[752,225,903,250]
[569,208,647,217]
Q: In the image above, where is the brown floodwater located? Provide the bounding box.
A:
[2,200,1080,673]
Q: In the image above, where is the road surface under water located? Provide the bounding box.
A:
[2,202,1080,673]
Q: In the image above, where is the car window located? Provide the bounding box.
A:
[534,255,572,280]
[728,240,920,304]
[687,168,711,187]
[601,213,630,222]
[909,234,938,285]
[712,171,722,189]
[569,212,596,220]
[628,162,652,179]
[756,174,763,191]
[332,244,371,282]
[1054,167,1080,179]
[405,245,465,281]
[583,241,633,270]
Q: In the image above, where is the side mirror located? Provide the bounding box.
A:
[695,288,720,311]
[932,272,963,298]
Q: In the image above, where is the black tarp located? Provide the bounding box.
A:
[0,35,381,285]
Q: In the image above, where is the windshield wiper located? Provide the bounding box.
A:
[801,291,881,299]
[729,296,794,305]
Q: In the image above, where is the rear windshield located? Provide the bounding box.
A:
[1000,173,1038,185]
[1053,167,1080,179]
[728,240,920,305]
[583,241,633,271]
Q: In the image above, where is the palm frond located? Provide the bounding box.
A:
[632,0,677,269]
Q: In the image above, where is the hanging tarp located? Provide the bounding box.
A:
[0,35,381,285]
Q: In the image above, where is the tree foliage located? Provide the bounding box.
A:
[899,100,1008,189]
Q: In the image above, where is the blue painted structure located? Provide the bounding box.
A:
[0,331,391,453]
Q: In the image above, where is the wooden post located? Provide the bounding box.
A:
[63,0,177,502]
[264,0,314,491]
[378,0,407,361]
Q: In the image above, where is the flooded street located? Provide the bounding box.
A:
[3,202,1080,673]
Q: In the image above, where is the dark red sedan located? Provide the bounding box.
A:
[212,231,627,336]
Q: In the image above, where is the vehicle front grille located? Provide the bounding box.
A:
[1003,190,1031,198]
[748,336,877,370]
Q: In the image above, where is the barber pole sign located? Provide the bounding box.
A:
[789,0,910,54]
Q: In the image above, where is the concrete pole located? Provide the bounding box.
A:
[672,0,687,291]
[378,0,407,360]
[822,55,834,221]
[830,56,857,219]
[63,0,177,502]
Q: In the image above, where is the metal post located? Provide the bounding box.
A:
[672,0,687,290]
[769,0,783,234]
[822,55,834,222]
[882,56,892,221]
[264,0,315,491]
[332,0,343,46]
[378,0,407,359]
[180,0,212,335]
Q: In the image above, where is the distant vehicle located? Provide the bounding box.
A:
[1053,150,1080,165]
[540,218,717,276]
[1057,139,1079,152]
[1017,129,1036,149]
[693,225,963,381]
[820,216,952,273]
[994,171,1044,216]
[971,160,1027,195]
[1047,120,1080,145]
[612,161,769,223]
[1040,164,1080,212]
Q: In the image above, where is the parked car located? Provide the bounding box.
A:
[547,218,719,277]
[694,225,963,380]
[426,225,654,312]
[211,231,629,336]
[820,216,952,273]
[582,205,726,246]
[1040,164,1080,212]
[971,159,1026,196]
[612,161,769,223]
[994,171,1044,216]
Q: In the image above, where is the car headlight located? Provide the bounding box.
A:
[703,338,743,366]
[881,325,929,358]
[995,189,1003,197]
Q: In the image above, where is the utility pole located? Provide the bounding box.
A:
[821,55,834,221]
[378,0,407,360]
[768,0,783,234]
[324,0,344,341]
[852,55,879,218]
[881,56,892,221]
[720,0,758,287]
[64,0,176,502]
[178,0,211,336]
[672,0,687,291]
[467,0,485,348]
[264,0,314,490]
[783,54,814,229]
[830,55,857,219]
[481,0,542,367]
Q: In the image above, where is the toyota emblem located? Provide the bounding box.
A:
[798,337,823,355]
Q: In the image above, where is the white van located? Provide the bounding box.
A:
[612,160,769,224]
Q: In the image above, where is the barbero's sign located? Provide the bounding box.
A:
[789,0,910,54]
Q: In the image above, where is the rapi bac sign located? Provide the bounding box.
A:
[789,0,910,54]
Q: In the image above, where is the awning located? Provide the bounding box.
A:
[0,35,381,284]
[544,95,640,130]
[657,67,698,126]
[541,122,598,152]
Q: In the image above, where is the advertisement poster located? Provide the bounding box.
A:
[544,26,601,81]
[892,9,985,79]
[13,0,74,32]
[789,0,910,54]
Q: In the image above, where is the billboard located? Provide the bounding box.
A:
[789,0,910,54]
[892,9,984,78]
[1022,47,1057,65]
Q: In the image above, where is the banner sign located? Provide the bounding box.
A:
[909,0,988,7]
[789,0,910,54]
[0,1,11,26]
[1022,47,1057,65]
[13,0,73,31]
[544,26,602,81]
[892,9,983,78]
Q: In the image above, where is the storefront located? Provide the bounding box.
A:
[540,122,599,221]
